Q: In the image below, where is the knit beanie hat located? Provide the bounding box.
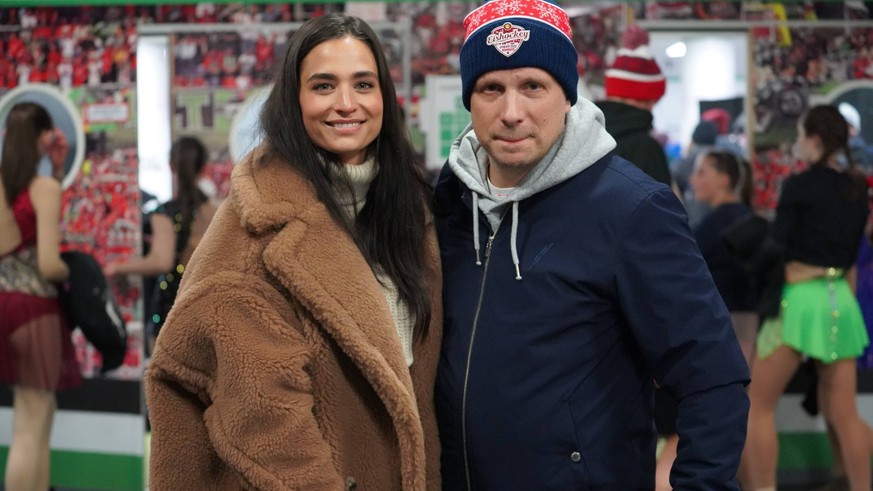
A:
[604,25,665,102]
[459,0,578,110]
[692,121,718,146]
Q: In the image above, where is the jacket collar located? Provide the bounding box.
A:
[229,146,318,234]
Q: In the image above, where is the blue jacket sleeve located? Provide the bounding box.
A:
[614,186,750,490]
[672,383,749,490]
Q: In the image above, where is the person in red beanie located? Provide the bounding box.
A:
[596,24,673,187]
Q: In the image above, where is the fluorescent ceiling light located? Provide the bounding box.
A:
[666,41,687,58]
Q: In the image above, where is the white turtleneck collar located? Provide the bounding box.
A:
[330,155,377,219]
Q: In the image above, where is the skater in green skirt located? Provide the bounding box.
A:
[741,105,871,491]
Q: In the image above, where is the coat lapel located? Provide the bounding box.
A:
[230,151,426,483]
[262,213,417,402]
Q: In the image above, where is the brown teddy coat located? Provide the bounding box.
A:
[146,148,443,490]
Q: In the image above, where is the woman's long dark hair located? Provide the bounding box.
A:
[703,150,753,206]
[260,13,432,337]
[170,136,208,225]
[801,104,866,200]
[1,102,53,206]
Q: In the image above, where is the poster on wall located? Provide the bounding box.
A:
[750,25,873,213]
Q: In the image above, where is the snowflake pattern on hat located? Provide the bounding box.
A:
[464,0,571,44]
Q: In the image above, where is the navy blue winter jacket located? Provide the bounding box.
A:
[434,154,750,491]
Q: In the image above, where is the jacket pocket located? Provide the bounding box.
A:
[556,400,591,491]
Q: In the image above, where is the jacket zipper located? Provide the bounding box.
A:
[462,218,501,491]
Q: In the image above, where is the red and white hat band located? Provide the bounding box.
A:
[606,46,664,82]
[464,0,572,43]
[615,45,656,60]
[604,69,665,83]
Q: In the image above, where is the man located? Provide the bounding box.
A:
[433,1,750,489]
[596,25,673,186]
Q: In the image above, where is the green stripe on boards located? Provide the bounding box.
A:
[0,447,143,491]
[0,434,832,488]
[777,432,834,470]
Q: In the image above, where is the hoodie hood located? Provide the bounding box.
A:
[594,100,653,140]
[447,97,616,278]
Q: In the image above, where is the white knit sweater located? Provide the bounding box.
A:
[333,158,415,366]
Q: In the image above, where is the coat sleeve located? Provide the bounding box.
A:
[614,187,750,490]
[146,278,344,491]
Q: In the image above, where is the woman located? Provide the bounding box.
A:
[146,14,442,491]
[655,150,757,491]
[690,150,758,365]
[104,136,217,355]
[742,105,870,491]
[0,102,81,490]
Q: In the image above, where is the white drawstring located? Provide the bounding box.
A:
[472,193,481,266]
[510,202,522,280]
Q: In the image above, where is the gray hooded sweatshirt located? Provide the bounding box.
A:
[447,97,617,279]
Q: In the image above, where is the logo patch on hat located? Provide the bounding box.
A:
[486,22,530,57]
